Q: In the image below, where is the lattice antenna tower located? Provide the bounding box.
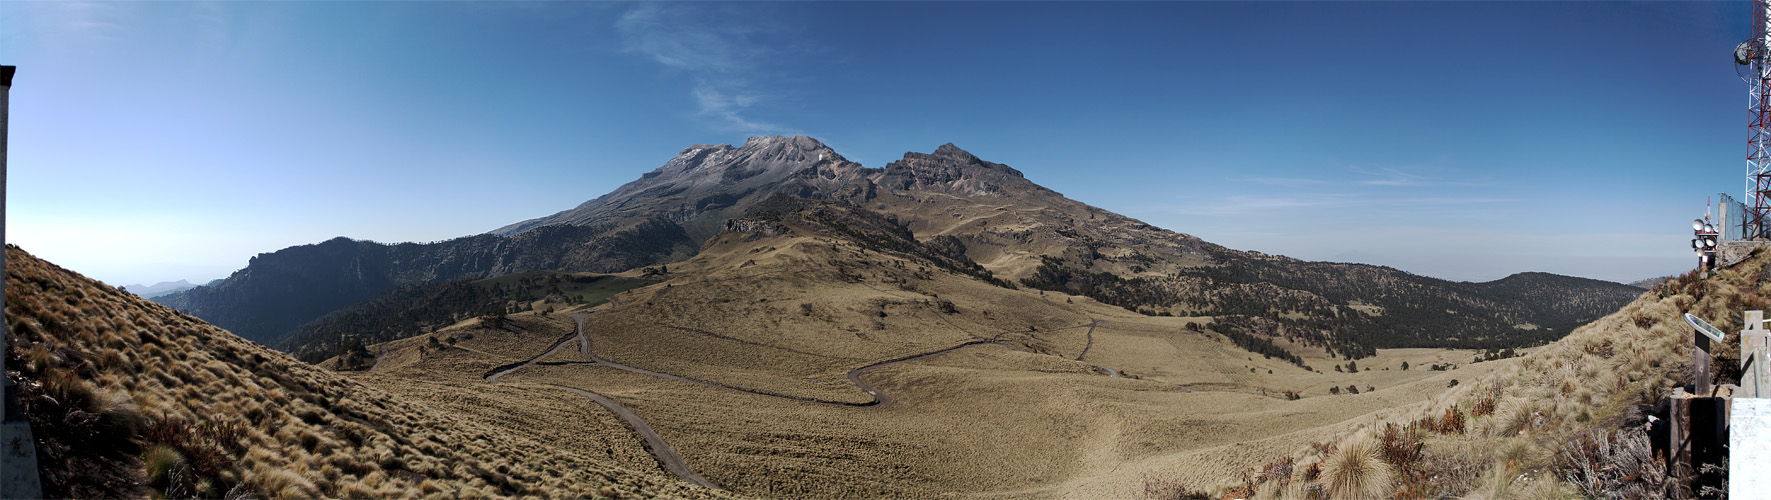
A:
[1738,0,1771,240]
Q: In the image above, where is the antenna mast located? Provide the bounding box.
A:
[1741,0,1771,239]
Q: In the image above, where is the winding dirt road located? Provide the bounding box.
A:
[552,385,716,489]
[482,308,719,490]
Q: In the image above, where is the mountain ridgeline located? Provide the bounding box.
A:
[157,135,1642,359]
[156,221,693,344]
[1020,247,1641,357]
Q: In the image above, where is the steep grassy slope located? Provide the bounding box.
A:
[4,245,727,499]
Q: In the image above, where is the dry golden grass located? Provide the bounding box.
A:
[4,245,731,499]
[343,230,1515,499]
[256,219,1570,500]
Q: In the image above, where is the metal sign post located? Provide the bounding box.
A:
[1683,313,1733,497]
[1687,313,1729,396]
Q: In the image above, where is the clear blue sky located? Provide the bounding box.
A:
[1,1,1746,286]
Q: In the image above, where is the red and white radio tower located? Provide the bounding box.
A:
[1739,0,1771,239]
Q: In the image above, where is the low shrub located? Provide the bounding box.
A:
[1140,473,1212,500]
[1557,428,1671,499]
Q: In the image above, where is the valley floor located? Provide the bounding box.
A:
[345,297,1508,499]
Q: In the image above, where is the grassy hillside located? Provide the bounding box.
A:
[1135,253,1758,499]
[318,198,1532,499]
[3,245,727,499]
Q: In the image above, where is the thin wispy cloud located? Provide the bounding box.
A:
[21,1,129,44]
[1352,167,1487,188]
[615,4,793,134]
[1357,167,1431,187]
[1236,177,1334,187]
[1160,193,1513,217]
[60,1,126,34]
[694,87,776,133]
[1234,167,1485,189]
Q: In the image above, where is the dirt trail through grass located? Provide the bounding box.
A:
[370,344,389,371]
[579,287,1113,406]
[1071,319,1121,378]
[483,298,1127,492]
[576,316,1026,407]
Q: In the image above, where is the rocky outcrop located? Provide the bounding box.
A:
[876,143,1029,196]
[723,218,787,238]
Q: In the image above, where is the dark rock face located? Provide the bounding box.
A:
[723,217,787,238]
[157,237,400,344]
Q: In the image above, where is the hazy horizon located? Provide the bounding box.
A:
[3,1,1741,286]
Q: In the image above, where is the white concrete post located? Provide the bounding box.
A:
[1744,310,1768,398]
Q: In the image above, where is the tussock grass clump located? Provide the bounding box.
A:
[141,445,184,488]
[1320,432,1393,500]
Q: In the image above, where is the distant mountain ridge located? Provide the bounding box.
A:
[1040,248,1644,355]
[1627,275,1672,289]
[123,279,200,298]
[159,135,1642,354]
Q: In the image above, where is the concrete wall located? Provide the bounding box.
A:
[1732,398,1771,500]
[1718,241,1771,268]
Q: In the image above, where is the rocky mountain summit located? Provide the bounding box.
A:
[493,135,866,242]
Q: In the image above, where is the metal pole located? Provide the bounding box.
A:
[0,64,42,500]
[1698,332,1713,397]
